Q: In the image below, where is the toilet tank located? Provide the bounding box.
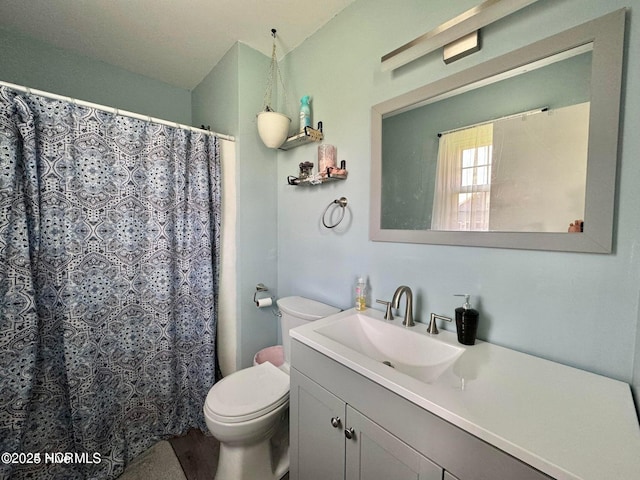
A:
[277,296,340,363]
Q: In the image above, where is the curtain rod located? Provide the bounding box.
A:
[0,80,235,142]
[437,106,548,137]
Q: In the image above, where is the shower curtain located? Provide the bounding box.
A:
[0,85,221,479]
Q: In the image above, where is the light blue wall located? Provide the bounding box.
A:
[193,43,281,369]
[0,27,191,124]
[192,44,239,136]
[277,0,640,408]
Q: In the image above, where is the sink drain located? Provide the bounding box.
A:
[382,360,395,368]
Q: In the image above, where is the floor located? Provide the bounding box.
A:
[117,440,187,480]
[169,429,220,480]
[118,429,289,480]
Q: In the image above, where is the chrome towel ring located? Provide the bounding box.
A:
[322,197,348,228]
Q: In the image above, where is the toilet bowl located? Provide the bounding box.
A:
[203,296,340,480]
[204,362,290,480]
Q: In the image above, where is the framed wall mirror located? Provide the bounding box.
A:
[370,9,625,253]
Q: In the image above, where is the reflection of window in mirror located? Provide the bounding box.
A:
[431,104,589,233]
[432,124,493,231]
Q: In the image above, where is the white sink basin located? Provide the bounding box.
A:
[312,311,465,383]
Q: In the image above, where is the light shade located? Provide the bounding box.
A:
[257,111,291,148]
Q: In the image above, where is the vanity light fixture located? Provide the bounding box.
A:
[381,0,539,70]
[443,31,480,64]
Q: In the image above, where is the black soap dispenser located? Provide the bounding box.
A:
[454,294,479,345]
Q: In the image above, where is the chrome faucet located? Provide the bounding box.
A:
[391,285,414,327]
[375,299,394,320]
[427,313,452,335]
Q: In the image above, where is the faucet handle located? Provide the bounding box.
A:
[376,299,394,320]
[427,313,452,335]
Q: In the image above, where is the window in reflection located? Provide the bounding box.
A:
[432,124,493,231]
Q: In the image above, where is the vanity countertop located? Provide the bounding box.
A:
[290,307,640,480]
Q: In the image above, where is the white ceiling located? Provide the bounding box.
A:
[0,0,355,90]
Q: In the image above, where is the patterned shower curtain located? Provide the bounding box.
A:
[0,85,221,479]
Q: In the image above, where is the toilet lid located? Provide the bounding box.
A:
[205,362,289,423]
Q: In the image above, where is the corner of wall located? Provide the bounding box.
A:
[235,43,281,369]
[194,40,280,371]
[191,43,240,135]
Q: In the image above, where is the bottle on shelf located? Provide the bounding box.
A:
[299,95,311,132]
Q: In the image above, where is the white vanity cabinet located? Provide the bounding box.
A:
[290,339,552,480]
[346,406,443,480]
[291,367,442,480]
[290,368,344,480]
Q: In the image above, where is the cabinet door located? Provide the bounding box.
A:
[444,473,459,480]
[290,368,346,480]
[345,406,443,480]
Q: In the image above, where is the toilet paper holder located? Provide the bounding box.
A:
[254,283,274,307]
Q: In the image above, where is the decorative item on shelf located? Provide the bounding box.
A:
[318,144,337,177]
[327,159,348,179]
[257,29,291,149]
[287,159,348,186]
[298,161,314,180]
[299,95,312,132]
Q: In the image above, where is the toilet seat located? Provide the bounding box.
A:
[204,362,289,424]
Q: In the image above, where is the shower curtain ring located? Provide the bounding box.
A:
[322,197,348,228]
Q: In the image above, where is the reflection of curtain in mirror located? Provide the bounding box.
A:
[431,124,493,231]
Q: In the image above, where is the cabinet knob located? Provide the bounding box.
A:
[330,417,341,428]
[344,427,355,440]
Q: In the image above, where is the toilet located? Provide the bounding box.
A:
[203,296,340,480]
